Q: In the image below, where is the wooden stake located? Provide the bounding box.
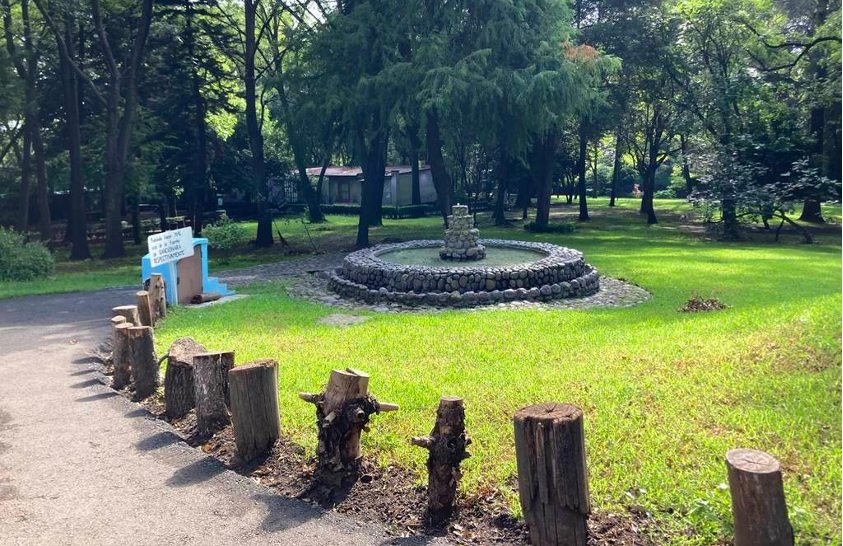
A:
[410,396,471,525]
[164,337,206,420]
[128,326,158,400]
[229,359,281,461]
[726,448,793,546]
[148,273,166,322]
[112,322,133,389]
[513,403,590,546]
[112,305,140,326]
[193,351,235,436]
[136,291,153,327]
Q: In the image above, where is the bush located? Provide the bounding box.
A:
[0,227,54,281]
[524,221,578,234]
[654,189,677,199]
[203,215,245,261]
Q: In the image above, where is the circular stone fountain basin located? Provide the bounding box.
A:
[327,239,600,308]
[380,246,545,267]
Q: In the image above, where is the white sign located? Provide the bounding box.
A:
[148,227,194,268]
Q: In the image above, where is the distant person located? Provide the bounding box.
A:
[633,183,642,199]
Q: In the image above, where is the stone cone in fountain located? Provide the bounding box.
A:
[440,204,486,261]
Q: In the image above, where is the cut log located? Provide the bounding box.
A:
[111,321,132,389]
[513,403,590,546]
[229,359,281,461]
[164,337,206,420]
[112,305,140,326]
[136,291,153,327]
[410,396,471,525]
[128,326,158,400]
[726,448,793,546]
[148,273,166,322]
[299,368,395,486]
[193,351,235,436]
[190,292,221,304]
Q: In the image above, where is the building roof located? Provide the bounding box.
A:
[305,165,430,177]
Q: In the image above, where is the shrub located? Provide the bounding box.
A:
[524,221,578,234]
[654,189,677,199]
[0,227,54,281]
[203,215,245,261]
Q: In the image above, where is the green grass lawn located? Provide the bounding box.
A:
[151,199,842,544]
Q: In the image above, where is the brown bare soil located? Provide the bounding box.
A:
[678,295,728,313]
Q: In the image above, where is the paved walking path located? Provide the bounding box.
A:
[0,288,440,546]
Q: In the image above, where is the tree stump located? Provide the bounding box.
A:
[112,305,140,326]
[128,326,158,400]
[193,351,235,436]
[164,337,206,420]
[229,359,281,461]
[513,403,590,546]
[299,368,398,486]
[148,273,166,322]
[411,396,472,525]
[191,292,221,304]
[111,322,133,389]
[726,448,793,546]
[136,291,153,327]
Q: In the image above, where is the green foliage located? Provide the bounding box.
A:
[0,227,54,282]
[203,215,245,261]
[655,189,677,199]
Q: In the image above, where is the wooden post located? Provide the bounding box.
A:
[299,368,398,484]
[229,360,281,461]
[726,448,794,546]
[410,396,471,525]
[148,273,166,322]
[128,326,158,400]
[193,351,235,436]
[513,403,590,546]
[191,292,221,304]
[112,305,140,326]
[136,291,153,327]
[164,337,206,420]
[112,322,133,389]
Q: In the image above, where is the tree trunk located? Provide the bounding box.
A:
[244,0,272,247]
[407,123,422,206]
[356,124,386,247]
[136,291,153,327]
[147,273,166,321]
[128,326,158,400]
[534,131,556,228]
[641,166,658,224]
[59,16,90,260]
[426,110,453,225]
[16,124,32,232]
[112,304,140,326]
[726,448,793,546]
[229,359,281,462]
[514,403,590,546]
[609,132,621,207]
[31,124,51,242]
[164,337,206,420]
[799,199,823,223]
[111,322,133,390]
[410,396,471,525]
[193,351,235,436]
[680,134,694,196]
[186,3,208,235]
[494,146,509,225]
[577,123,589,221]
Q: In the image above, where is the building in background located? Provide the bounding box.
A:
[306,165,437,206]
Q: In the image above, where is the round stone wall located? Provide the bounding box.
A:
[327,239,599,308]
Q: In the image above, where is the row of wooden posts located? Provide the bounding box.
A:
[109,275,794,545]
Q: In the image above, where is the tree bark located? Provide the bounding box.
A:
[410,396,471,525]
[534,131,557,227]
[111,322,133,389]
[164,337,206,420]
[112,305,140,326]
[494,146,509,225]
[577,122,589,221]
[244,0,272,247]
[726,448,793,546]
[426,110,453,225]
[147,273,166,322]
[136,291,153,326]
[609,131,621,207]
[193,351,235,436]
[514,403,590,546]
[128,326,158,400]
[16,125,32,232]
[407,122,422,206]
[229,359,281,462]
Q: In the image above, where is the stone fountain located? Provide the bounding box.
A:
[327,204,599,308]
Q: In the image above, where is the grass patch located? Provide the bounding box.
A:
[153,199,842,544]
